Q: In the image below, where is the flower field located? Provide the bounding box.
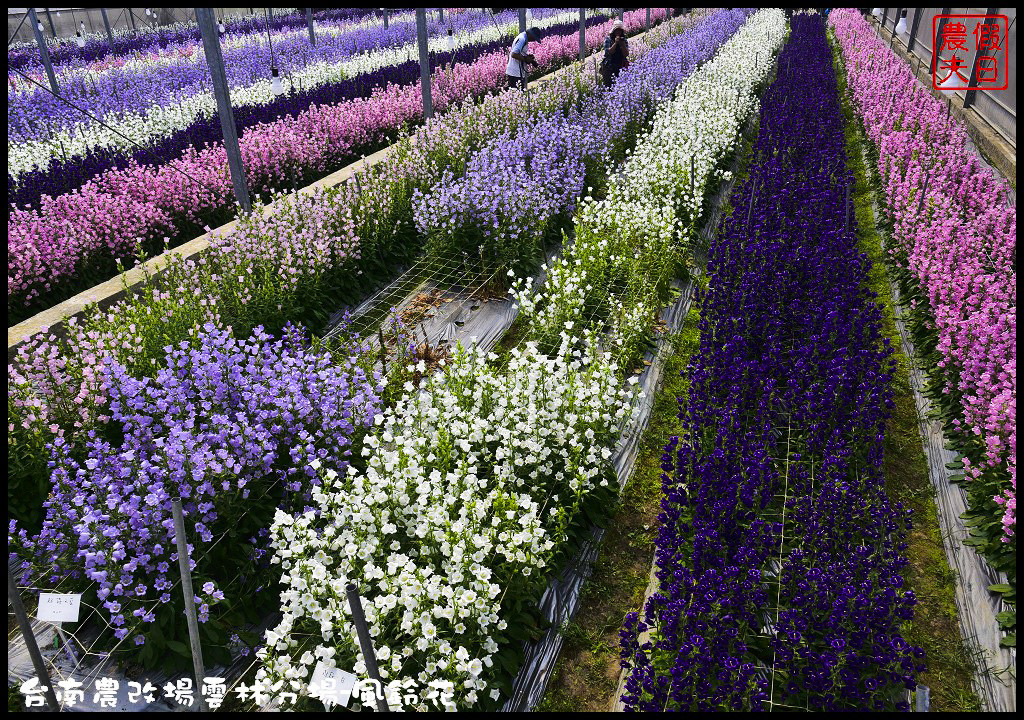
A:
[7,6,1015,714]
[9,8,639,318]
[619,16,925,711]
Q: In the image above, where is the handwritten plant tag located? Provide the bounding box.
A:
[309,662,356,709]
[37,593,82,623]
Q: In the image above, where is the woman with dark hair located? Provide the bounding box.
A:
[600,23,629,87]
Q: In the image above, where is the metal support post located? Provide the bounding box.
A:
[963,7,999,110]
[101,8,115,48]
[346,584,390,712]
[906,8,922,53]
[519,8,527,33]
[44,8,57,38]
[931,9,952,75]
[306,8,315,45]
[196,7,252,212]
[383,9,388,29]
[29,9,59,95]
[646,7,651,30]
[416,9,433,119]
[579,8,586,61]
[171,499,208,712]
[8,12,29,44]
[8,569,61,712]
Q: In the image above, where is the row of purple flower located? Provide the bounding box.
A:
[619,15,924,711]
[8,7,382,71]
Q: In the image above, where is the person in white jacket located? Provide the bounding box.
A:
[506,26,542,89]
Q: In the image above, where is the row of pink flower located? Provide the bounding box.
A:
[9,8,679,447]
[830,9,1016,540]
[9,9,665,307]
[61,11,401,78]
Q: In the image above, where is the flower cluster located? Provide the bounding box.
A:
[514,9,785,364]
[829,10,1015,551]
[619,15,922,711]
[9,322,382,653]
[415,9,748,280]
[254,336,638,710]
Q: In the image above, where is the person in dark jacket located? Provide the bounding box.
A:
[600,24,629,87]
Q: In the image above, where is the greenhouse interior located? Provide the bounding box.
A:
[6,6,1017,713]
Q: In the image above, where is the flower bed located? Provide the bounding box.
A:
[10,322,382,669]
[514,9,784,366]
[7,8,380,71]
[619,15,923,711]
[254,337,638,710]
[7,11,706,498]
[8,9,594,196]
[6,10,704,672]
[413,9,752,280]
[829,10,1015,624]
[8,10,654,318]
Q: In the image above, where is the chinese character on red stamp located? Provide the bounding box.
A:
[932,14,1009,91]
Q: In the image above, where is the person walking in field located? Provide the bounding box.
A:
[506,26,542,89]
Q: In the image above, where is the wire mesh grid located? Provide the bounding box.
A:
[323,251,510,344]
[8,472,288,709]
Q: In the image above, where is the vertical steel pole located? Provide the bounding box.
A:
[906,8,922,53]
[44,8,57,38]
[29,9,59,95]
[579,8,586,61]
[438,8,443,23]
[8,569,61,712]
[889,7,901,49]
[306,8,315,45]
[382,9,388,29]
[519,8,527,33]
[171,499,208,712]
[646,7,651,30]
[416,9,433,119]
[196,7,252,212]
[127,7,138,30]
[619,7,625,21]
[963,7,999,110]
[346,584,390,712]
[101,8,116,48]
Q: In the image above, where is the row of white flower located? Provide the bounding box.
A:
[8,9,599,179]
[253,336,639,710]
[513,9,788,360]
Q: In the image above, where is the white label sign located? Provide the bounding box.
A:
[37,593,82,623]
[309,662,356,709]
